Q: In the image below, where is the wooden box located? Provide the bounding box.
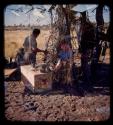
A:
[21,65,52,93]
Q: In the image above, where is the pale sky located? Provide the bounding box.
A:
[4,4,110,26]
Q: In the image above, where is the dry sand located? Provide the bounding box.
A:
[5,81,110,121]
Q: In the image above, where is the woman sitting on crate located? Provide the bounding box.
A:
[53,37,73,89]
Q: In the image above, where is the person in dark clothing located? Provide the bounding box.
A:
[101,40,108,62]
[90,47,98,81]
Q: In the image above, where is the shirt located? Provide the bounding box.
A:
[23,34,37,53]
[58,43,72,60]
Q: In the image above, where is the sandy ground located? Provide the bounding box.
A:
[4,80,110,121]
[4,58,110,121]
[4,30,110,121]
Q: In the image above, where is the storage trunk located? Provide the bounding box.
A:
[21,65,52,93]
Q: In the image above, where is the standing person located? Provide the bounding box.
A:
[90,47,98,82]
[23,29,46,67]
[101,41,108,62]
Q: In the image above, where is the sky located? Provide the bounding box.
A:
[4,4,110,26]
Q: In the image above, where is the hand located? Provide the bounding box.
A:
[31,47,35,51]
[32,48,37,54]
[44,50,48,54]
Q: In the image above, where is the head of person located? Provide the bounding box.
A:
[32,28,40,38]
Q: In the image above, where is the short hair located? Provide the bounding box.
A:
[32,29,40,35]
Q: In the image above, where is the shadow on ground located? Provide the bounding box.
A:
[5,62,110,97]
[38,63,111,97]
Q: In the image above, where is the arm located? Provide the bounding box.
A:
[36,48,45,53]
[32,47,47,54]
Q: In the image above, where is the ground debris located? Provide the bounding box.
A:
[5,81,110,121]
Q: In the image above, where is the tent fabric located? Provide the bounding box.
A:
[72,5,97,12]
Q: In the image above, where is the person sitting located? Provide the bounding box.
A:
[54,39,73,87]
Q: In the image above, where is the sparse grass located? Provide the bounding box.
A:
[4,29,50,58]
[4,29,110,64]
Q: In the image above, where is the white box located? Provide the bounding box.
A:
[21,65,52,93]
